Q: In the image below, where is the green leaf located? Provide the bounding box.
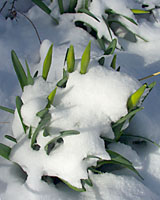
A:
[0,143,11,160]
[69,0,78,12]
[85,0,90,10]
[64,48,69,65]
[5,135,17,143]
[98,57,105,66]
[122,15,138,25]
[148,81,156,89]
[25,60,34,85]
[60,178,86,192]
[107,149,132,165]
[58,0,64,14]
[81,177,93,187]
[80,41,91,74]
[47,87,57,107]
[28,126,32,139]
[112,107,144,141]
[42,44,53,81]
[60,130,80,137]
[32,0,51,15]
[97,37,107,52]
[105,9,138,25]
[108,20,148,42]
[104,39,117,55]
[139,82,156,104]
[131,9,150,14]
[127,84,147,111]
[57,69,68,88]
[36,108,49,118]
[102,15,113,40]
[45,137,64,155]
[11,50,28,91]
[43,128,50,137]
[67,45,75,73]
[112,107,144,129]
[0,105,14,114]
[45,130,80,155]
[88,167,103,174]
[16,96,27,133]
[105,9,116,15]
[78,8,100,22]
[110,54,117,70]
[122,134,160,148]
[57,77,68,88]
[31,113,51,149]
[97,149,143,180]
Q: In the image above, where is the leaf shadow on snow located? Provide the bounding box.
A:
[54,86,74,107]
[134,144,160,196]
[109,52,160,196]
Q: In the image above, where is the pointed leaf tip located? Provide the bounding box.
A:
[11,50,28,90]
[47,87,57,107]
[110,54,117,70]
[25,60,34,85]
[32,0,51,15]
[127,84,147,111]
[104,39,117,55]
[67,45,75,73]
[80,41,91,74]
[42,44,53,81]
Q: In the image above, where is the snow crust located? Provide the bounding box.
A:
[10,53,139,190]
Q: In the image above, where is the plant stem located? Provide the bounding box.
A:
[0,1,7,13]
[17,11,42,44]
[139,72,160,81]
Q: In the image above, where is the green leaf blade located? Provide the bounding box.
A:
[16,96,27,133]
[25,60,34,85]
[57,69,68,88]
[127,84,147,111]
[42,44,53,81]
[0,105,14,114]
[45,137,64,155]
[11,50,28,91]
[0,143,11,160]
[47,87,57,107]
[110,54,117,70]
[123,134,160,148]
[5,135,17,143]
[112,107,144,141]
[67,45,75,73]
[104,39,117,55]
[98,150,143,180]
[78,8,100,22]
[80,41,91,74]
[58,0,64,14]
[60,178,86,192]
[69,0,78,12]
[60,130,80,137]
[31,113,51,149]
[32,0,51,15]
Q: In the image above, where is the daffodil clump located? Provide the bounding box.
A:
[0,41,156,192]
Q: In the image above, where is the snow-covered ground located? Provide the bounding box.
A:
[0,0,160,199]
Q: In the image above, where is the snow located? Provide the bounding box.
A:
[1,0,160,199]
